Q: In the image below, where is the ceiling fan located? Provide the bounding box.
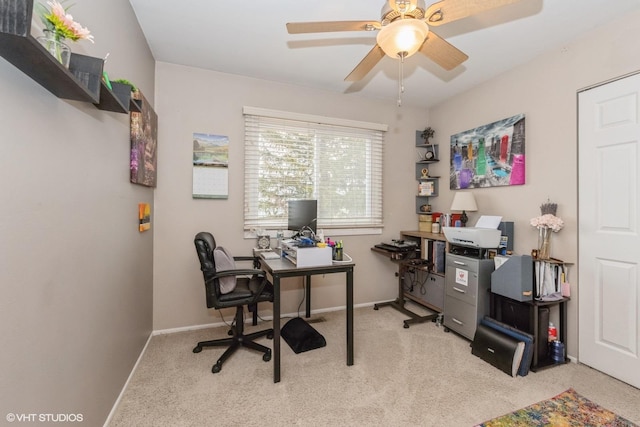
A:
[287,0,522,83]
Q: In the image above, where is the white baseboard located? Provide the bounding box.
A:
[103,332,153,427]
[153,302,375,336]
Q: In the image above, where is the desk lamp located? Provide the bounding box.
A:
[450,192,477,227]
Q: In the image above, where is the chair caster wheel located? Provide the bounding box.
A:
[373,305,379,310]
[193,346,202,353]
[212,363,221,373]
[267,331,274,339]
[263,350,272,362]
[403,322,410,329]
[444,327,450,333]
[228,329,233,336]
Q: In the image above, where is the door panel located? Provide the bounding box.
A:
[578,72,640,389]
[597,143,636,231]
[596,259,637,354]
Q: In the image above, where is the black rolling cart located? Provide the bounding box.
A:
[371,232,445,328]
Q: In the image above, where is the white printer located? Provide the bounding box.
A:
[442,227,501,248]
[442,215,503,249]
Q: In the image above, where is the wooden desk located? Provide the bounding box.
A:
[259,257,355,383]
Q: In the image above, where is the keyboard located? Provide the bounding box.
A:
[374,243,417,253]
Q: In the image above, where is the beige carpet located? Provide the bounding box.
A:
[109,305,640,426]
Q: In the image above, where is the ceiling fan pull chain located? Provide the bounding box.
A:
[397,54,405,107]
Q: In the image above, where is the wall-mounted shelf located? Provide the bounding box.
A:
[0,0,133,115]
[0,29,101,102]
[130,97,142,113]
[415,130,440,214]
[96,80,132,113]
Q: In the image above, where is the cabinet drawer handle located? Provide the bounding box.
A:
[454,261,466,266]
[453,287,466,294]
[452,318,464,325]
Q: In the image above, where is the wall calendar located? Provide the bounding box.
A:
[192,133,229,199]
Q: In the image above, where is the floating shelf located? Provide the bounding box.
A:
[0,0,132,114]
[130,97,142,113]
[414,129,440,214]
[0,29,102,103]
[96,80,131,113]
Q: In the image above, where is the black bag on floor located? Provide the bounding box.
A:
[281,317,326,354]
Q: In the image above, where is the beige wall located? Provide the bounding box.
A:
[0,0,155,425]
[152,62,430,330]
[428,10,640,358]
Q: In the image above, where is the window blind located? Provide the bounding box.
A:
[243,107,386,232]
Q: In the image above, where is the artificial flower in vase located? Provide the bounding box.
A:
[35,1,94,68]
[530,200,564,260]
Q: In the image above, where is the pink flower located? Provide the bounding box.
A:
[39,1,94,43]
[71,21,93,41]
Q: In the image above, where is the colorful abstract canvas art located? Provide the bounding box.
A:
[450,114,525,190]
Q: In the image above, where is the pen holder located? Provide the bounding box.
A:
[333,247,343,261]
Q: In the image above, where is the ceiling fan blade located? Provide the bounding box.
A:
[286,21,381,34]
[424,0,522,26]
[419,32,468,70]
[344,45,386,82]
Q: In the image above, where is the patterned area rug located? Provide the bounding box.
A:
[476,388,638,427]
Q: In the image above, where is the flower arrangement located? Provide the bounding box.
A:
[36,0,94,43]
[531,214,564,232]
[531,200,563,259]
[530,200,564,232]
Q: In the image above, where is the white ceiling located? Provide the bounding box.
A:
[128,0,640,109]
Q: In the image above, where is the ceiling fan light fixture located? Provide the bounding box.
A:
[376,19,429,59]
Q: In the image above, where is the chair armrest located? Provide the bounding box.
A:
[213,268,272,305]
[234,255,261,269]
[233,255,258,262]
[213,268,265,279]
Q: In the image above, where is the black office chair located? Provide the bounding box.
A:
[193,232,274,373]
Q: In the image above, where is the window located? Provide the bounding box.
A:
[243,107,387,233]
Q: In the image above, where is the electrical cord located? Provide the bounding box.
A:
[218,310,234,330]
[403,263,431,294]
[296,284,306,318]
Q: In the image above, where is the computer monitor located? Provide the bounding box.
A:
[287,199,317,234]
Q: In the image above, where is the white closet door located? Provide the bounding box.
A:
[578,72,640,388]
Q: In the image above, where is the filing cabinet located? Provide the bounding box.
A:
[444,253,494,340]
